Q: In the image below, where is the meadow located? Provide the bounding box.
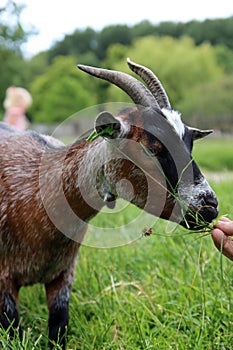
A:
[1,137,233,349]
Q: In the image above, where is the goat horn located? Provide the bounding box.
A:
[78,63,160,110]
[127,58,171,110]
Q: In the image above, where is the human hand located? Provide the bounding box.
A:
[211,217,233,261]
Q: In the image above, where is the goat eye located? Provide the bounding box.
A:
[142,147,158,157]
[149,148,159,156]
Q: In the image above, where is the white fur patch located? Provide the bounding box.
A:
[178,177,214,210]
[162,108,185,139]
[115,117,131,137]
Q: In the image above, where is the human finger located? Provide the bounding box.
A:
[214,220,233,236]
[217,216,231,223]
[211,228,233,261]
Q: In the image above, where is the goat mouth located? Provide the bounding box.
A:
[180,206,219,230]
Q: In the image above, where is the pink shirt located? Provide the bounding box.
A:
[3,106,28,131]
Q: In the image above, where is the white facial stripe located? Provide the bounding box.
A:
[162,108,185,139]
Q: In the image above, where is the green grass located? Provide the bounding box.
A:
[1,139,233,349]
[1,180,233,349]
[193,137,233,171]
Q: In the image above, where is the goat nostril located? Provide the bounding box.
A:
[204,194,218,209]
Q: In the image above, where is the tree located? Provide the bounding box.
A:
[30,56,98,123]
[214,44,233,73]
[178,75,233,131]
[48,27,99,66]
[156,21,185,38]
[0,0,34,114]
[131,20,156,38]
[0,0,28,51]
[105,36,224,106]
[95,25,132,60]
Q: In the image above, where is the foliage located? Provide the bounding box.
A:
[0,0,28,51]
[30,56,98,123]
[41,36,225,125]
[0,48,29,115]
[97,25,132,60]
[0,0,34,115]
[131,17,233,50]
[1,4,233,128]
[48,27,100,66]
[215,44,233,73]
[26,51,50,80]
[130,19,156,38]
[105,36,223,106]
[48,24,132,64]
[183,17,233,49]
[48,17,233,63]
[30,36,232,128]
[178,75,233,130]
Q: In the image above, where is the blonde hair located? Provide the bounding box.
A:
[3,86,32,111]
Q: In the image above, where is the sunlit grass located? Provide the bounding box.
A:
[1,177,232,349]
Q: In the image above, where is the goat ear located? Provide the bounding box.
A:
[190,127,213,141]
[94,111,122,138]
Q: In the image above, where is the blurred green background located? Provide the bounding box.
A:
[1,1,233,133]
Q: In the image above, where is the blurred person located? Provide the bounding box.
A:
[3,86,32,131]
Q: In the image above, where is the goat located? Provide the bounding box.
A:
[0,59,218,348]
